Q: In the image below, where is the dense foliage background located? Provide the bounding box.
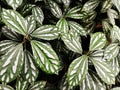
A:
[1,0,120,90]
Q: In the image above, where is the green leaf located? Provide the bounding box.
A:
[68,21,86,36]
[16,77,29,90]
[0,84,14,90]
[104,43,119,60]
[31,25,59,40]
[66,6,86,19]
[5,0,23,10]
[2,9,27,35]
[48,0,62,18]
[22,50,38,83]
[32,6,44,25]
[102,19,112,32]
[31,40,61,74]
[90,58,116,84]
[111,0,120,12]
[26,15,36,34]
[56,18,69,35]
[28,81,46,90]
[89,32,106,51]
[111,87,120,90]
[62,0,70,8]
[0,44,24,83]
[67,55,88,86]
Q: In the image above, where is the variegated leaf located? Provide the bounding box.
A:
[104,43,119,60]
[102,19,112,32]
[101,0,113,13]
[0,84,14,90]
[90,58,116,84]
[68,21,86,36]
[67,55,88,86]
[2,26,22,41]
[26,15,36,34]
[66,6,86,19]
[89,32,106,51]
[28,81,46,90]
[62,0,70,8]
[111,87,120,90]
[111,0,120,12]
[22,50,38,83]
[80,72,106,90]
[5,0,23,10]
[31,25,59,40]
[0,44,24,83]
[56,18,69,35]
[48,0,62,18]
[2,9,27,35]
[16,77,29,90]
[31,40,61,74]
[82,0,100,12]
[32,6,44,25]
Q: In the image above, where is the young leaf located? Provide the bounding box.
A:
[102,19,112,32]
[67,55,88,86]
[104,43,119,60]
[0,44,24,83]
[0,84,14,90]
[5,0,23,10]
[90,58,116,84]
[2,9,27,35]
[62,0,70,8]
[26,15,36,34]
[48,0,62,18]
[32,6,44,25]
[89,32,106,51]
[68,21,86,36]
[22,50,38,83]
[31,40,61,74]
[31,25,59,40]
[28,81,46,90]
[111,0,120,12]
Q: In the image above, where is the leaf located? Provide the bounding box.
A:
[22,50,38,83]
[28,81,46,90]
[31,40,61,74]
[31,25,59,40]
[67,55,88,86]
[16,77,29,90]
[111,0,120,12]
[5,0,23,10]
[2,9,27,35]
[101,0,113,13]
[62,0,70,8]
[32,6,44,25]
[66,6,86,19]
[2,26,22,41]
[102,19,112,32]
[48,0,62,18]
[111,87,120,90]
[104,43,119,60]
[90,57,116,84]
[0,84,14,90]
[89,32,106,51]
[26,15,36,34]
[0,44,24,83]
[68,21,86,36]
[56,18,69,35]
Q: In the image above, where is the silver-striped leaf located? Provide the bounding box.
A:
[28,81,46,90]
[0,84,14,90]
[32,6,44,25]
[67,55,88,86]
[90,58,116,84]
[5,0,23,10]
[89,32,106,51]
[2,9,27,35]
[48,0,62,18]
[31,25,59,40]
[16,77,29,90]
[0,44,24,83]
[104,43,119,60]
[110,87,120,90]
[68,21,86,36]
[102,19,112,32]
[22,50,38,83]
[31,40,61,74]
[62,0,70,8]
[26,15,36,34]
[111,0,120,12]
